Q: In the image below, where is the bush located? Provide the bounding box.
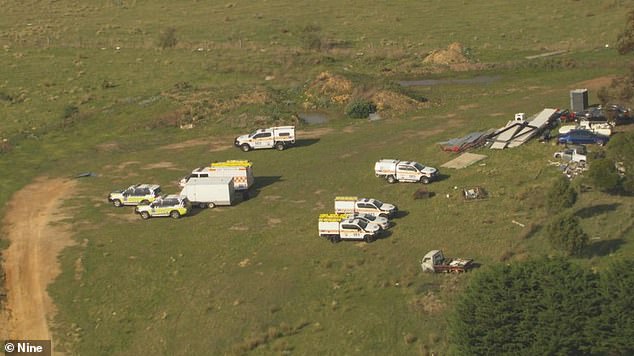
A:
[450,259,601,355]
[587,158,621,193]
[345,99,376,119]
[158,27,177,49]
[546,176,577,212]
[545,211,588,256]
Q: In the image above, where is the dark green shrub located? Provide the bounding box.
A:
[546,211,588,256]
[345,99,376,119]
[587,158,621,193]
[158,27,177,49]
[546,176,577,212]
[62,105,79,119]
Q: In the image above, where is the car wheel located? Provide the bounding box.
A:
[554,153,561,159]
[170,210,181,219]
[387,175,396,184]
[199,203,207,209]
[364,235,374,243]
[241,144,251,152]
[113,199,123,207]
[420,177,430,184]
[207,202,216,209]
[140,212,150,220]
[598,140,606,146]
[275,142,285,151]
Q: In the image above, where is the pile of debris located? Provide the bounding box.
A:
[438,130,494,152]
[423,42,470,65]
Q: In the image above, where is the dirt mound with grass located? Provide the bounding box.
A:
[304,71,353,106]
[423,42,469,65]
[369,90,429,114]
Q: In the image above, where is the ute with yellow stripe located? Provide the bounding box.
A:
[334,196,397,218]
[318,213,380,243]
[180,160,254,191]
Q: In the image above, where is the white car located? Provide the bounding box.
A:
[347,213,390,230]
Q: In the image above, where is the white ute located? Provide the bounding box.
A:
[318,214,381,243]
[553,148,587,164]
[334,196,397,218]
[234,126,295,152]
[374,159,438,184]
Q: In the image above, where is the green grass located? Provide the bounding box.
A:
[1,1,634,354]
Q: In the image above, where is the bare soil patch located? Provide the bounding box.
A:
[1,177,77,342]
[571,76,616,91]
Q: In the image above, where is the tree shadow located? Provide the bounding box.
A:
[575,203,620,218]
[294,138,320,149]
[584,239,625,258]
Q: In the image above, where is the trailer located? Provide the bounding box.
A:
[179,160,254,191]
[179,177,235,208]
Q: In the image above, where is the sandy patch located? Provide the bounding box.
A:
[1,177,77,342]
[141,161,180,170]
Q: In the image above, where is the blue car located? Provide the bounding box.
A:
[558,129,608,146]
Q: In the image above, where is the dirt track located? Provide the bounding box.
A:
[1,177,76,343]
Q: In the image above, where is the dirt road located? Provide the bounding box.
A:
[1,177,76,343]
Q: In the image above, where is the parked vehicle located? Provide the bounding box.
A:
[553,148,587,164]
[557,129,608,146]
[346,213,390,230]
[135,195,191,220]
[559,120,612,137]
[108,184,162,207]
[318,214,380,243]
[180,160,254,191]
[179,177,235,208]
[234,126,295,152]
[334,196,397,218]
[374,159,438,184]
[420,250,474,273]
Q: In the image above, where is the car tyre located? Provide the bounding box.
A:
[275,142,285,151]
[140,212,150,220]
[170,210,181,219]
[113,199,123,207]
[207,202,216,209]
[241,144,251,152]
[387,175,396,184]
[420,177,430,184]
[364,235,374,243]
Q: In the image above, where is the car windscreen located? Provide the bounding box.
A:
[357,220,368,229]
[413,162,425,171]
[373,200,383,209]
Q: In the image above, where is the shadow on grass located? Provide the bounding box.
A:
[575,203,620,218]
[434,173,451,182]
[247,176,283,200]
[584,238,625,258]
[375,229,393,241]
[294,138,320,149]
[392,210,409,219]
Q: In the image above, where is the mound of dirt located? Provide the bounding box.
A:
[369,90,429,114]
[304,71,353,106]
[423,42,469,65]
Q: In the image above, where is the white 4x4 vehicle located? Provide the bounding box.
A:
[346,213,390,230]
[374,159,438,184]
[553,148,587,164]
[135,195,191,220]
[108,184,162,207]
[234,126,295,152]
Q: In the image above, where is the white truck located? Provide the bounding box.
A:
[374,159,438,184]
[179,177,236,208]
[234,126,296,152]
[180,160,254,192]
[334,196,397,218]
[553,148,587,164]
[318,214,381,243]
[421,250,475,273]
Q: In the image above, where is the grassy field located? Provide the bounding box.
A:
[1,1,634,354]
